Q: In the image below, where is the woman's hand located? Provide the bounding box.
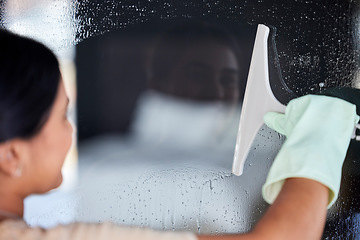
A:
[199,91,360,240]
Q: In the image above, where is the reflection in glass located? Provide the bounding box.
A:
[148,22,241,103]
[75,20,271,234]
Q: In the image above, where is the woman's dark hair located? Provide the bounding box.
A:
[0,29,60,142]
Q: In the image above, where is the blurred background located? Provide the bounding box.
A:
[1,0,360,238]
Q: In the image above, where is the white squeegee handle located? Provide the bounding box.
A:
[232,24,286,176]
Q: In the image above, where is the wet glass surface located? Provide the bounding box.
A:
[1,0,360,238]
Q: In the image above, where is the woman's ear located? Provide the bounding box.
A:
[0,140,26,178]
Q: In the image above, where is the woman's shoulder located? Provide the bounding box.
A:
[0,219,197,240]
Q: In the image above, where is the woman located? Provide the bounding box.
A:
[0,29,358,240]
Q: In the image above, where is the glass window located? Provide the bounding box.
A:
[1,0,359,238]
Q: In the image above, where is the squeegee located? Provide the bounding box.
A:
[232,24,285,176]
[232,24,360,176]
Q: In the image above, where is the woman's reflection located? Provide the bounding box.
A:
[148,22,242,103]
[132,22,244,148]
[75,22,267,232]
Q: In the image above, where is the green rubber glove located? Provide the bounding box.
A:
[262,94,359,208]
